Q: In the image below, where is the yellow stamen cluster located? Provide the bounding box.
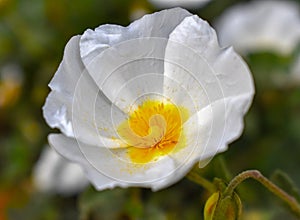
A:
[117,99,189,163]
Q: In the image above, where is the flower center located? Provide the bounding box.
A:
[117,99,189,163]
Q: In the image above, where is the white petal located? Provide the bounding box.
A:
[167,15,254,106]
[49,133,199,190]
[33,146,88,195]
[71,69,127,147]
[80,8,191,65]
[215,0,300,55]
[151,143,202,191]
[163,73,201,116]
[43,91,74,136]
[145,96,246,191]
[79,8,192,111]
[182,94,251,167]
[164,15,254,112]
[48,36,84,95]
[43,36,126,147]
[48,134,128,190]
[163,15,220,114]
[163,14,254,165]
[43,36,83,136]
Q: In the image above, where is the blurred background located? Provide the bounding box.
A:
[1,0,300,219]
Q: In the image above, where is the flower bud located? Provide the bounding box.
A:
[204,192,242,220]
[204,192,220,220]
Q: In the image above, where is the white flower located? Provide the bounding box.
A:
[215,0,300,55]
[148,0,210,9]
[43,8,254,191]
[33,146,89,195]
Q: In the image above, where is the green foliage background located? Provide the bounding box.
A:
[1,0,300,219]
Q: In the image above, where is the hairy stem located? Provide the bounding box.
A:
[223,170,300,217]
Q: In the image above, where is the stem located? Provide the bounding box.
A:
[223,170,300,217]
[186,170,216,193]
[216,156,232,181]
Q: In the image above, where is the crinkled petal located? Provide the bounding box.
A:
[79,8,192,111]
[43,36,127,147]
[182,94,251,167]
[48,134,129,190]
[152,95,251,191]
[163,14,254,163]
[43,91,74,137]
[71,69,127,147]
[163,15,220,114]
[80,8,191,65]
[43,36,83,136]
[48,36,84,95]
[215,0,300,55]
[49,133,200,190]
[152,96,246,191]
[164,15,254,106]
